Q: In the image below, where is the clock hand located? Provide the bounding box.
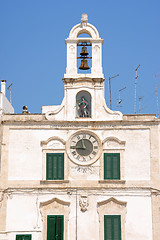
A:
[81,139,86,149]
[71,146,85,149]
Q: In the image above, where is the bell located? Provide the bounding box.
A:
[79,59,90,70]
[80,46,89,56]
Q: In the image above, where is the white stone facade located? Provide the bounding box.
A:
[0,14,160,240]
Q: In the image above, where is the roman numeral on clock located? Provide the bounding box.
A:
[72,151,76,156]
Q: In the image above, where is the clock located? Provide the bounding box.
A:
[66,130,102,165]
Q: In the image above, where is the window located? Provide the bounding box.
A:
[104,153,120,180]
[104,215,121,240]
[47,215,64,240]
[46,153,64,180]
[16,235,31,240]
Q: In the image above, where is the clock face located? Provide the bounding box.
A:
[67,131,102,165]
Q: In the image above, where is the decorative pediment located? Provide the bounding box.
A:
[103,137,125,149]
[97,197,127,207]
[41,137,66,149]
[40,197,70,208]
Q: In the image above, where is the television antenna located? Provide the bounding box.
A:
[138,96,144,113]
[118,87,126,111]
[155,75,160,118]
[109,74,119,110]
[7,83,13,104]
[134,64,140,114]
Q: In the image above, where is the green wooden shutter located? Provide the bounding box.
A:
[53,154,58,179]
[104,154,112,179]
[58,153,64,180]
[47,215,64,240]
[47,215,56,240]
[46,153,64,180]
[104,216,112,240]
[24,236,31,240]
[104,153,120,180]
[112,154,120,179]
[16,235,31,240]
[56,216,64,240]
[47,154,54,180]
[104,215,121,240]
[16,236,22,240]
[113,216,121,240]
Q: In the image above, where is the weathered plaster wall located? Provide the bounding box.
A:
[4,191,153,240]
[8,127,150,181]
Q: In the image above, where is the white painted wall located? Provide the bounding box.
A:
[5,193,153,240]
[0,93,14,114]
[8,128,150,181]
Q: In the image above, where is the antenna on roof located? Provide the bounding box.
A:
[7,83,13,104]
[134,64,140,114]
[109,74,119,110]
[118,87,126,111]
[155,75,160,118]
[138,96,144,113]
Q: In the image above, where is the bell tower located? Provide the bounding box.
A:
[64,13,104,79]
[44,14,122,121]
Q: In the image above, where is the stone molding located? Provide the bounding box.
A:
[40,197,70,208]
[68,22,100,39]
[41,136,66,147]
[102,136,126,150]
[97,197,127,207]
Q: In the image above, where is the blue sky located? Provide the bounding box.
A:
[0,0,160,115]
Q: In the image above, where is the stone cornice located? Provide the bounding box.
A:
[62,77,105,84]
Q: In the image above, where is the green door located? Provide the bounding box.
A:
[47,215,64,240]
[104,215,121,240]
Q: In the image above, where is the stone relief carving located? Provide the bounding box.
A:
[7,192,13,199]
[69,45,75,53]
[75,165,93,174]
[81,13,88,27]
[47,140,64,149]
[79,195,89,212]
[93,45,100,53]
[0,192,4,208]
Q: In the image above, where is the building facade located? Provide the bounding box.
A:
[0,14,160,240]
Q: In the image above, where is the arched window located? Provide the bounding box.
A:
[76,91,91,118]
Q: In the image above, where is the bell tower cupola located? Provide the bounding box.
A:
[64,13,104,79]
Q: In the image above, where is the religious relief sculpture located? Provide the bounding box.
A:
[79,195,89,212]
[76,90,91,118]
[78,96,89,117]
